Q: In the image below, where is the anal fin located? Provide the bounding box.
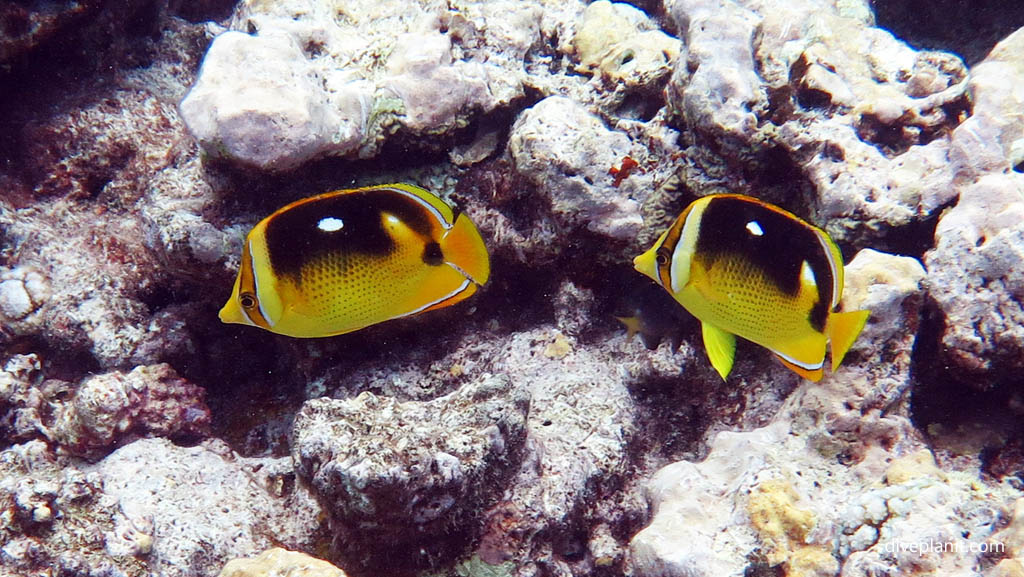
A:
[701,322,736,380]
[828,309,871,371]
[776,355,824,382]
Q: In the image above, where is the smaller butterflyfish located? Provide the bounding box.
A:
[615,281,692,352]
[633,194,870,381]
[220,183,490,338]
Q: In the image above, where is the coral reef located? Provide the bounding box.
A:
[0,436,321,576]
[94,438,322,577]
[626,248,1019,577]
[664,0,969,248]
[508,95,649,239]
[1,355,209,457]
[1,0,1023,576]
[179,0,546,170]
[291,374,528,572]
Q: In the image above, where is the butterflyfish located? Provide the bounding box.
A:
[615,281,691,351]
[633,194,870,381]
[219,183,490,338]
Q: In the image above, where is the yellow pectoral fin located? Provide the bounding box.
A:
[828,309,871,371]
[701,322,737,381]
[615,315,643,339]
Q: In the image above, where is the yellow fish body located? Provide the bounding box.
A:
[633,194,869,381]
[219,183,490,338]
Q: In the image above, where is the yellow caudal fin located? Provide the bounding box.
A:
[701,322,736,380]
[776,356,824,382]
[442,212,490,286]
[828,309,871,371]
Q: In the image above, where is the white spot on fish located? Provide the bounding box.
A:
[746,221,764,236]
[801,260,816,287]
[385,214,401,226]
[317,217,344,232]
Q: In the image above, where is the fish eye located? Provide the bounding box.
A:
[239,293,257,309]
[655,248,671,266]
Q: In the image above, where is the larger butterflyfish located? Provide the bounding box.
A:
[220,183,490,338]
[633,194,870,381]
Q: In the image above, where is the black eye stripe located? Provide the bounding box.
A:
[656,248,671,265]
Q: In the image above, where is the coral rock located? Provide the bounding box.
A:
[94,438,322,577]
[925,173,1024,382]
[827,249,926,412]
[747,479,818,566]
[509,95,648,239]
[181,0,542,170]
[665,0,763,139]
[180,31,367,172]
[625,248,1007,577]
[950,27,1024,180]
[884,449,946,485]
[0,267,49,323]
[574,1,681,88]
[0,0,101,64]
[473,326,639,572]
[219,547,348,577]
[664,0,968,245]
[47,363,210,458]
[628,423,792,577]
[291,373,528,571]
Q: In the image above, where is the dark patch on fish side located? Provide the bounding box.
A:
[422,241,443,266]
[809,296,829,332]
[695,196,832,332]
[264,188,435,281]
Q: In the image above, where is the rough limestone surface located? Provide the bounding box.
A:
[664,0,969,245]
[949,27,1024,181]
[924,27,1024,385]
[0,1,101,64]
[291,373,529,571]
[218,548,349,577]
[0,440,127,575]
[0,85,212,369]
[180,0,546,170]
[574,1,681,89]
[0,353,210,457]
[837,249,927,410]
[508,95,651,239]
[472,325,642,574]
[1,436,319,577]
[629,393,1014,577]
[0,354,44,443]
[179,30,367,172]
[0,267,49,325]
[989,497,1024,574]
[925,173,1024,383]
[46,363,211,458]
[93,438,322,577]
